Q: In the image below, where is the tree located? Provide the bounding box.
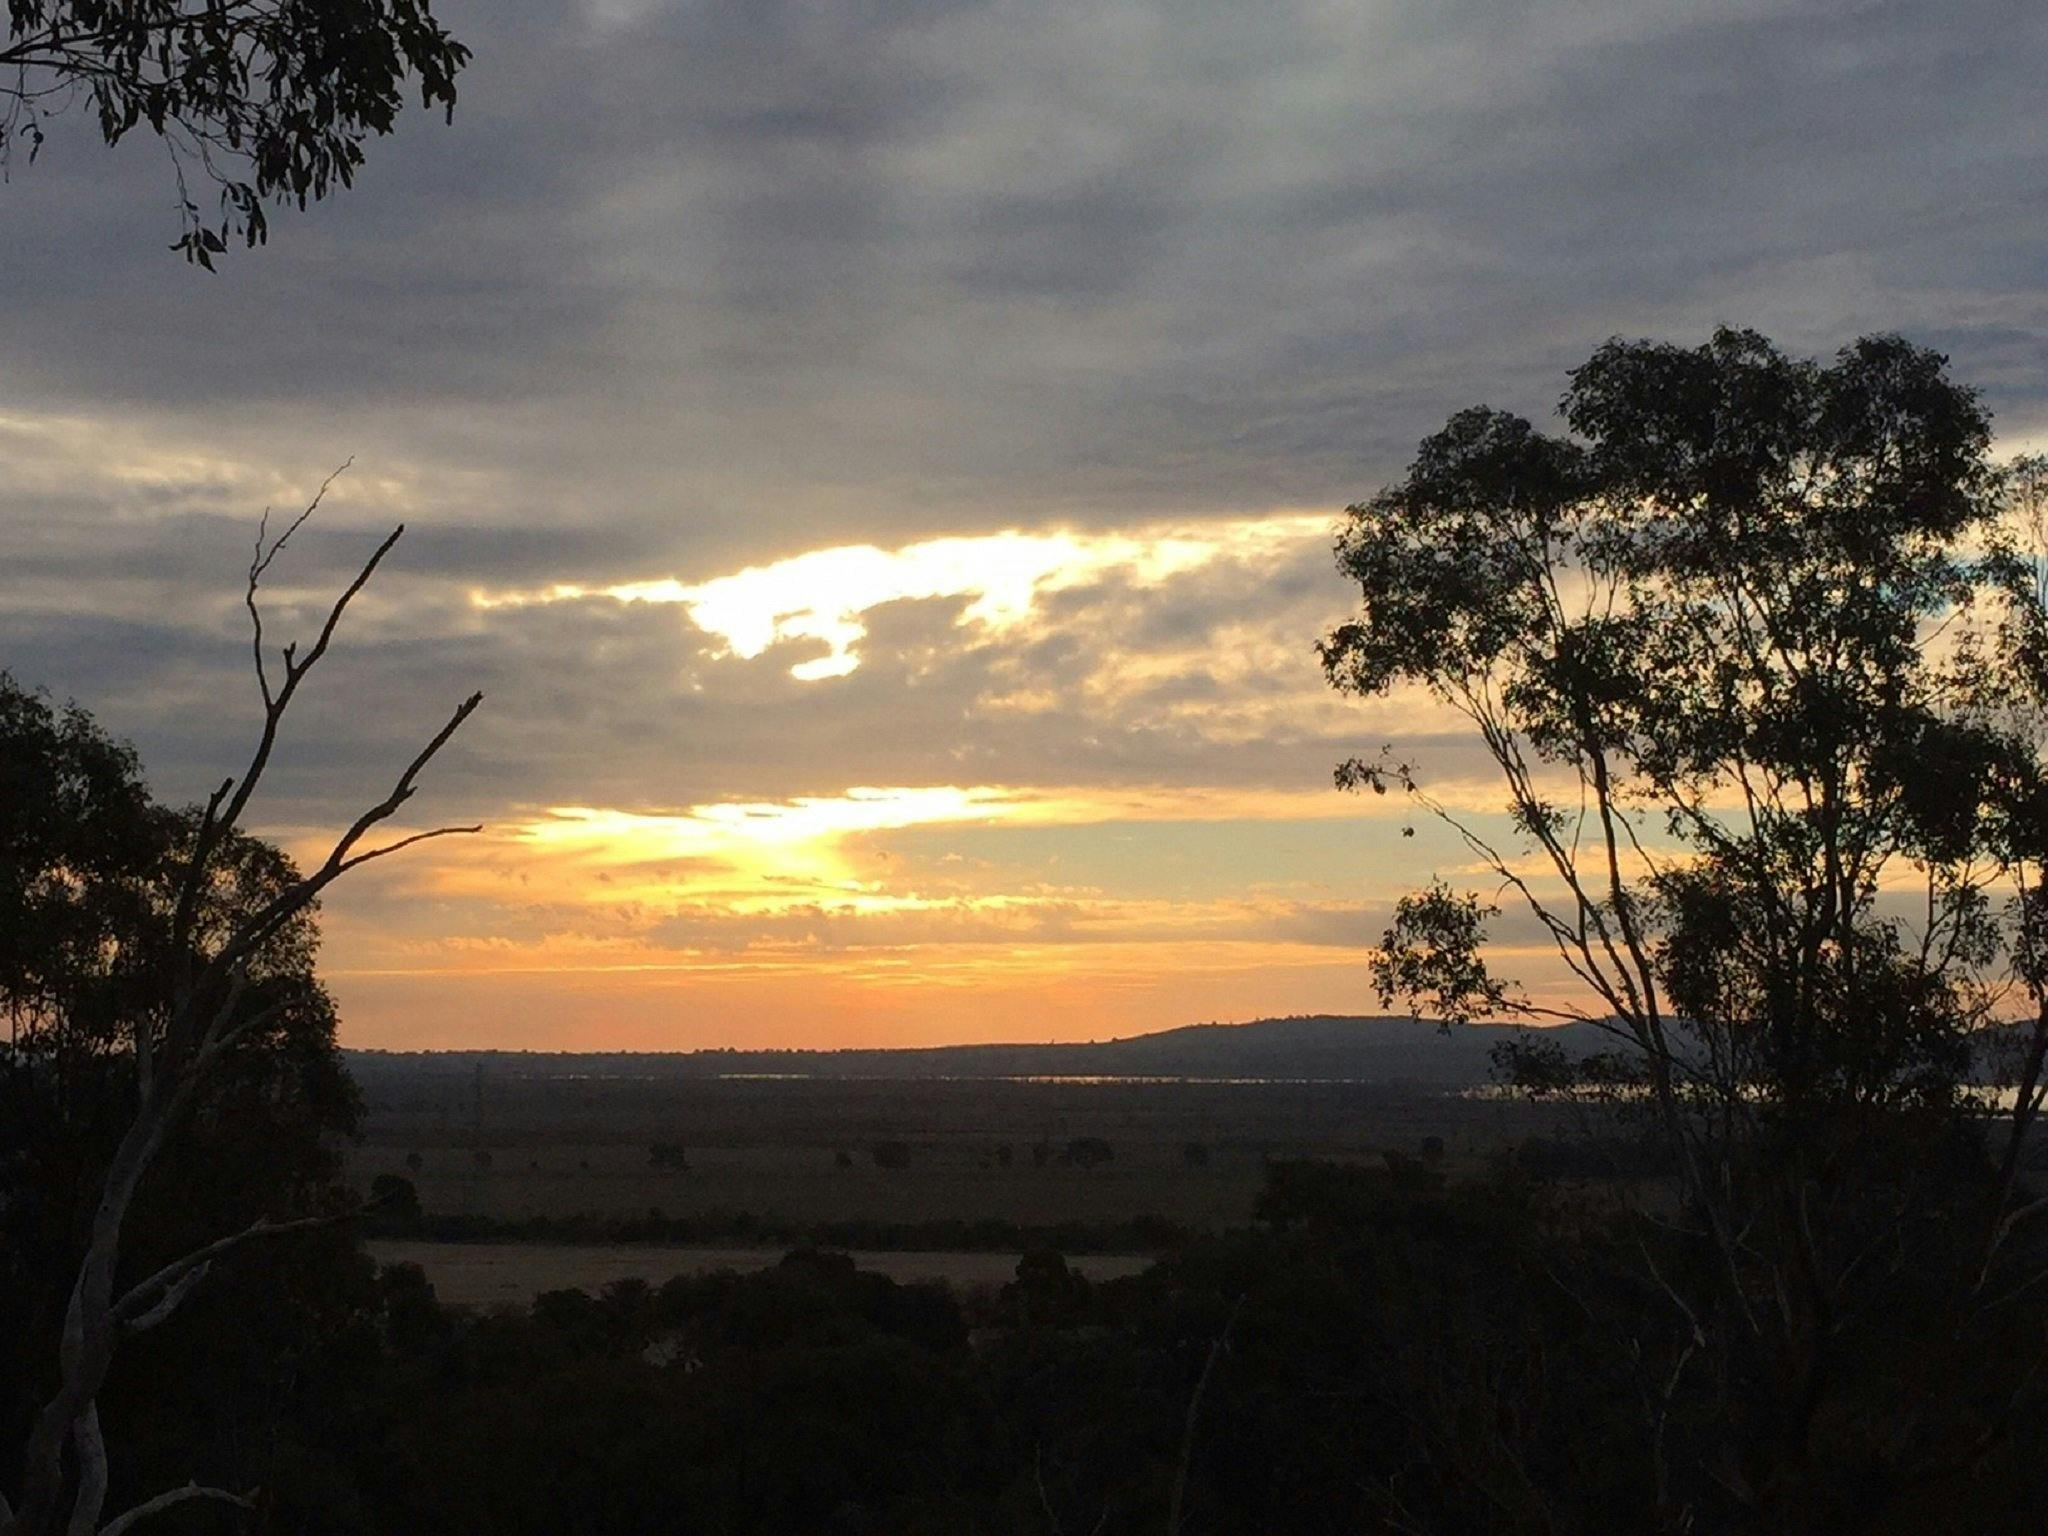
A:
[368,1173,421,1230]
[1323,330,2048,1528]
[1061,1136,1112,1169]
[0,475,480,1536]
[0,0,469,266]
[0,674,364,1515]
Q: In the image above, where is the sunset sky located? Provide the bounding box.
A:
[5,0,2048,1049]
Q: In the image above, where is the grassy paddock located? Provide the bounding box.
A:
[346,1072,1556,1233]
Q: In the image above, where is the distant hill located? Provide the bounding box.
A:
[346,1014,1603,1091]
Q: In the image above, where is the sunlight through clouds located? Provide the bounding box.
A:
[474,512,1331,679]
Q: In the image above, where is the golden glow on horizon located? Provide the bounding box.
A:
[473,512,1331,679]
[304,780,1682,1050]
[368,783,1389,913]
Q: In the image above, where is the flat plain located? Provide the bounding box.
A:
[347,1071,1546,1223]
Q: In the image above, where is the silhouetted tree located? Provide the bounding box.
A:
[367,1174,421,1233]
[0,0,469,265]
[1325,329,2048,1528]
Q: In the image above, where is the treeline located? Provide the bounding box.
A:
[93,1157,2048,1535]
[377,1207,1194,1257]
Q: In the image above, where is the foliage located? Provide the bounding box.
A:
[142,1158,2048,1535]
[645,1142,689,1172]
[1324,329,2048,1527]
[0,0,469,264]
[0,672,363,1525]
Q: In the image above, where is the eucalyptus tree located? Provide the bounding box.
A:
[0,0,469,265]
[1324,330,2048,1529]
[0,476,480,1536]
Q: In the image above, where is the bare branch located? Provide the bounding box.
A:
[322,691,484,868]
[1167,1295,1245,1536]
[221,690,483,970]
[120,1265,211,1337]
[337,823,484,874]
[113,1210,356,1330]
[97,1483,254,1536]
[217,520,404,839]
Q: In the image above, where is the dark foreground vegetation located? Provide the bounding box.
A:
[17,330,2048,1534]
[15,1151,2048,1536]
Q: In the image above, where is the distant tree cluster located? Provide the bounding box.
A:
[1059,1136,1114,1169]
[647,1141,691,1172]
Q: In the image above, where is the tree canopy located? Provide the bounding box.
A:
[0,0,470,265]
[1325,329,2048,1117]
[0,671,361,1531]
[1324,329,2048,1527]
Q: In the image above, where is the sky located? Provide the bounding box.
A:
[4,0,2048,1050]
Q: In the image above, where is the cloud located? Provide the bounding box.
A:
[478,512,1330,677]
[8,0,2048,1043]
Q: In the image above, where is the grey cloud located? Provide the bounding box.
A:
[7,0,2048,829]
[8,0,2047,547]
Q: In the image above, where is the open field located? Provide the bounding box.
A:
[368,1240,1151,1309]
[345,1067,1561,1237]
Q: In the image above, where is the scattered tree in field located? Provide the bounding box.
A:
[368,1173,422,1233]
[647,1142,690,1172]
[0,0,470,265]
[1325,329,2048,1526]
[1061,1137,1113,1169]
[404,1149,424,1174]
[0,476,479,1536]
[1380,1149,1443,1193]
[871,1140,912,1171]
[1002,1248,1091,1330]
[1181,1141,1210,1169]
